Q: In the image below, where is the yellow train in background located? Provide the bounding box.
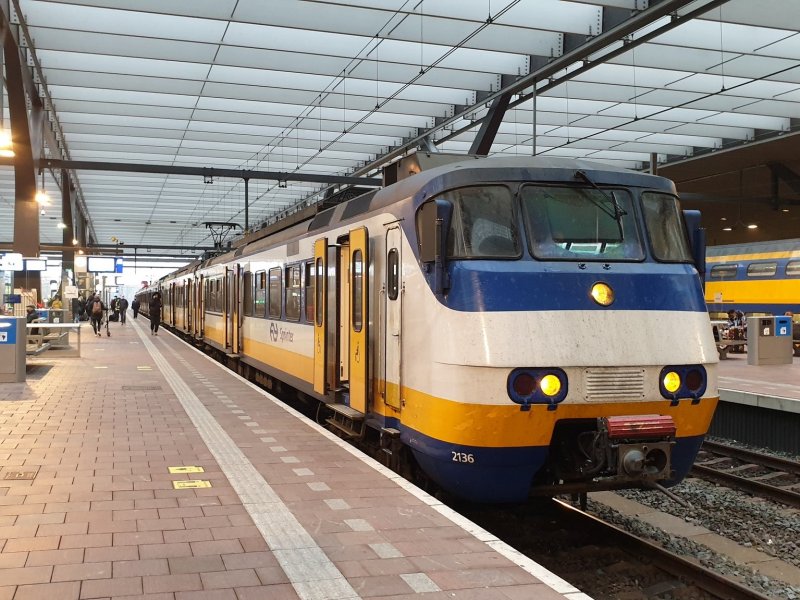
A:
[706,238,800,355]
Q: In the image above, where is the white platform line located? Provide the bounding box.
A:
[132,321,360,600]
[158,322,591,599]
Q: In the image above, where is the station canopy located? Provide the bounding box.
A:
[2,0,799,253]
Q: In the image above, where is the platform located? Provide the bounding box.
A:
[0,317,587,600]
[713,354,800,453]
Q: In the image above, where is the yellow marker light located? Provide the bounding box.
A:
[539,374,562,397]
[663,371,681,393]
[590,282,614,306]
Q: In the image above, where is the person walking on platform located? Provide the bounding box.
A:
[119,296,129,325]
[88,295,106,337]
[131,297,140,319]
[149,292,162,336]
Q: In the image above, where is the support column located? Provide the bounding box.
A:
[61,169,75,278]
[244,177,249,231]
[2,1,41,300]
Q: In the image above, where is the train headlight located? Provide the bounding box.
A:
[590,282,614,306]
[507,368,568,411]
[659,365,707,403]
[662,371,681,394]
[539,374,561,397]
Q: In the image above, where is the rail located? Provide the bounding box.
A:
[692,440,800,508]
[553,499,773,600]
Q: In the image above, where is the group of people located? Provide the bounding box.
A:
[72,292,162,337]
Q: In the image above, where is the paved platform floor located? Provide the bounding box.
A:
[0,316,587,600]
[717,354,800,411]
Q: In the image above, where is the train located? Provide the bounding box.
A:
[705,238,800,356]
[137,153,719,504]
[706,238,800,315]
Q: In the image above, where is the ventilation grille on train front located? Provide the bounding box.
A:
[584,368,646,401]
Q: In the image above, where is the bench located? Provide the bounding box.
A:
[26,328,52,356]
[42,328,70,347]
[716,340,746,360]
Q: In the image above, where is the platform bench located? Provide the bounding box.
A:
[716,340,746,360]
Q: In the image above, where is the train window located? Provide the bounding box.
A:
[243,271,253,316]
[522,185,644,261]
[315,258,324,326]
[709,264,738,279]
[255,271,266,317]
[305,261,315,323]
[269,267,282,319]
[387,249,399,300]
[352,249,363,332]
[747,262,777,277]
[440,186,521,259]
[787,260,800,277]
[285,265,301,321]
[641,192,692,262]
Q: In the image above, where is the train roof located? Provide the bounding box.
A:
[153,155,677,284]
[707,238,800,257]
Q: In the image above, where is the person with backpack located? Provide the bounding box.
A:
[149,292,163,336]
[89,295,106,337]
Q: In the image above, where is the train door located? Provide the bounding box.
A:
[235,264,244,354]
[382,226,402,410]
[338,240,350,391]
[199,274,205,338]
[348,227,369,414]
[313,238,328,395]
[188,279,194,335]
[225,266,239,351]
[170,282,176,325]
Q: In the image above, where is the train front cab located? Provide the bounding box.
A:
[397,167,718,503]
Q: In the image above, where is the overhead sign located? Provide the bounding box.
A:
[0,253,23,271]
[115,258,124,273]
[87,256,116,272]
[24,258,47,271]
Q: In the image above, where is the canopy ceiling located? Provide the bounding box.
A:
[2,0,799,255]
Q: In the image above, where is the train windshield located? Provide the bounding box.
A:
[445,185,522,259]
[641,192,692,262]
[520,185,644,261]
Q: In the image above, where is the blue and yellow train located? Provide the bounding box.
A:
[138,153,719,503]
[706,239,800,315]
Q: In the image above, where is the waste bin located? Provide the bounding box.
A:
[747,315,792,366]
[0,317,26,383]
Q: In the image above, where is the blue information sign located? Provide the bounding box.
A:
[0,319,17,344]
[775,316,792,337]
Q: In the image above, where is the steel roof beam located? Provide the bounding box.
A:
[349,0,722,179]
[469,91,513,156]
[40,159,382,187]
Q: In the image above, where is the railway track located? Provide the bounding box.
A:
[550,499,774,600]
[692,440,800,508]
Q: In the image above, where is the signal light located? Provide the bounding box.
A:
[507,368,568,411]
[659,365,707,403]
[662,371,681,393]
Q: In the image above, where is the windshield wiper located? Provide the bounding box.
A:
[574,170,628,220]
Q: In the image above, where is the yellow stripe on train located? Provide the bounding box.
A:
[398,386,718,447]
[705,279,800,305]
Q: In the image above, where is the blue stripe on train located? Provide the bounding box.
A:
[398,423,705,503]
[440,261,706,313]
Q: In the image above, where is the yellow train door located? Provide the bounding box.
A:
[348,227,369,414]
[199,274,205,338]
[313,238,327,395]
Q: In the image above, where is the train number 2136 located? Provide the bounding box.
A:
[451,451,475,464]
